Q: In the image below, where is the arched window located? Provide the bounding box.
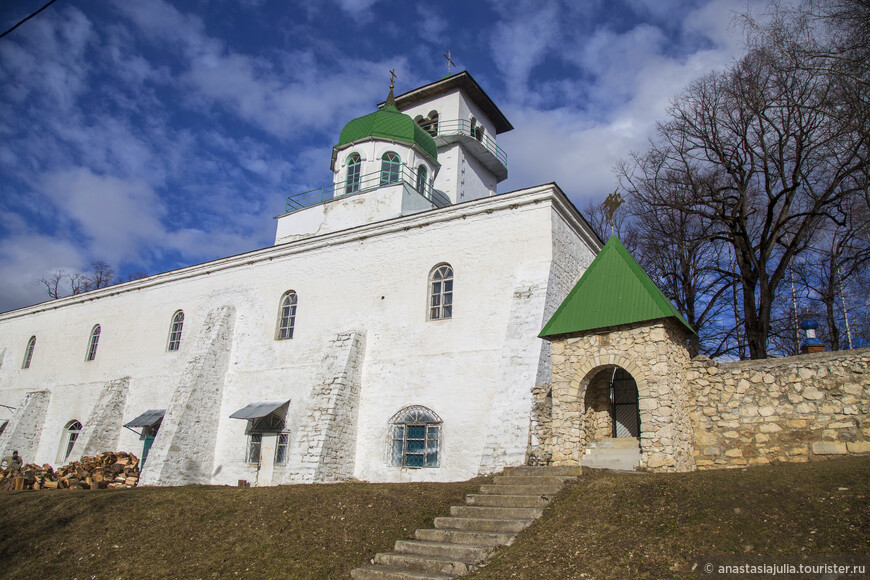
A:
[390,406,441,467]
[167,310,184,352]
[64,420,82,461]
[345,153,361,194]
[21,336,36,369]
[416,165,428,194]
[380,152,401,185]
[86,324,101,361]
[276,291,298,340]
[428,264,453,320]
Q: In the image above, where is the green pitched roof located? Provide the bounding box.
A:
[539,235,693,338]
[336,104,438,161]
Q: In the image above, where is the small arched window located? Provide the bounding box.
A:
[428,264,453,320]
[86,324,101,361]
[64,420,82,461]
[276,291,298,340]
[380,152,401,185]
[391,406,441,468]
[167,310,184,352]
[21,336,36,369]
[345,153,361,194]
[416,165,428,194]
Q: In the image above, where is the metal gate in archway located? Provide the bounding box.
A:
[610,368,640,438]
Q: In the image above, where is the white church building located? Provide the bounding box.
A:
[0,72,605,486]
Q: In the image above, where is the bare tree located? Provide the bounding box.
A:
[38,269,66,300]
[86,261,116,290]
[619,35,868,358]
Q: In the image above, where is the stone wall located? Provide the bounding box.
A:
[690,348,870,468]
[0,390,50,462]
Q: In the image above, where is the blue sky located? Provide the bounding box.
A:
[0,0,759,312]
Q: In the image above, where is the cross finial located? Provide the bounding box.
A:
[389,69,397,90]
[601,188,624,236]
[442,50,456,75]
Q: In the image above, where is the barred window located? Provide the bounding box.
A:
[276,291,298,340]
[167,310,184,351]
[390,406,441,468]
[247,414,288,465]
[86,324,101,361]
[428,264,453,320]
[22,336,36,369]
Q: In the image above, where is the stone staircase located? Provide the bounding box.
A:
[350,465,582,579]
[580,437,641,471]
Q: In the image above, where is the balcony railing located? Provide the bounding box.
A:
[284,167,449,214]
[433,119,508,168]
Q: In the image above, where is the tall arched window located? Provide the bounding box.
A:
[428,264,453,320]
[64,420,82,461]
[345,153,361,194]
[276,291,298,340]
[86,324,101,361]
[380,152,401,185]
[167,310,184,352]
[416,165,428,194]
[390,406,441,467]
[21,336,36,369]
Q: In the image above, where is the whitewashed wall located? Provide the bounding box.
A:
[0,185,598,485]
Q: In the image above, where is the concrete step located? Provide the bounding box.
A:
[465,493,551,508]
[502,465,583,477]
[434,516,533,533]
[374,552,474,576]
[351,563,454,580]
[492,475,572,487]
[586,437,640,450]
[415,528,515,546]
[394,539,494,561]
[478,483,562,496]
[450,505,543,519]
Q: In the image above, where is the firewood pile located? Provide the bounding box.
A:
[0,452,140,491]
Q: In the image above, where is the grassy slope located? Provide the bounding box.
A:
[0,478,486,579]
[0,458,868,579]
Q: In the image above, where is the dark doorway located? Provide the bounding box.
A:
[611,368,640,438]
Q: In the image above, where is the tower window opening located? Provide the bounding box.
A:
[380,152,401,185]
[346,153,361,194]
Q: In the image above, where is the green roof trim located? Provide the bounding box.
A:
[336,104,438,161]
[539,235,693,338]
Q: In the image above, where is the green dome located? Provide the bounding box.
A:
[336,104,438,161]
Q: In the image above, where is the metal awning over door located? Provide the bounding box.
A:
[229,400,290,420]
[123,409,166,428]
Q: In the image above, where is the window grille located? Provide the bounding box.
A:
[390,406,441,468]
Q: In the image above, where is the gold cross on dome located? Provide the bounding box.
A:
[442,50,456,75]
[389,69,397,90]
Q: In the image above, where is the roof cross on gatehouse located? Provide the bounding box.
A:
[442,50,456,75]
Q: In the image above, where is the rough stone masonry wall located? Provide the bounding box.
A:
[0,390,50,462]
[547,319,696,472]
[690,348,870,468]
[288,330,366,484]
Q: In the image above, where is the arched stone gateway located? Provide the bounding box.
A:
[537,236,697,472]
